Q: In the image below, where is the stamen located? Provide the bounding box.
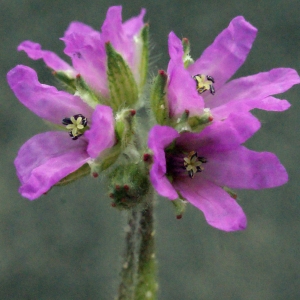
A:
[183,151,207,178]
[193,74,215,95]
[62,114,88,140]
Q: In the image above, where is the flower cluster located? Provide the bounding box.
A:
[8,6,299,231]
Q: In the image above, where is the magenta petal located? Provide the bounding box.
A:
[244,96,291,111]
[85,105,115,158]
[168,31,184,62]
[123,8,146,36]
[148,126,180,200]
[18,41,75,75]
[7,65,92,124]
[64,21,98,37]
[202,146,288,189]
[62,24,107,96]
[167,32,204,117]
[150,162,178,200]
[212,96,291,120]
[15,132,89,200]
[101,6,123,44]
[167,63,204,117]
[174,177,247,231]
[208,68,300,110]
[188,16,257,89]
[148,125,180,158]
[176,112,260,152]
[101,6,144,72]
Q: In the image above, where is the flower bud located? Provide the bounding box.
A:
[182,37,194,68]
[115,109,137,150]
[150,70,170,125]
[109,163,150,209]
[138,24,149,91]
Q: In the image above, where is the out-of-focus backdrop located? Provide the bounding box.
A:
[1,0,300,299]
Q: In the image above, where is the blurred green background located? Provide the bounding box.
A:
[1,0,300,299]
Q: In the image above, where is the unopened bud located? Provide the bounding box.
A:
[139,24,149,91]
[150,70,169,125]
[115,109,137,150]
[182,37,194,68]
[108,163,150,209]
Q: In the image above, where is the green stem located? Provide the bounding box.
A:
[134,188,158,300]
[117,209,139,300]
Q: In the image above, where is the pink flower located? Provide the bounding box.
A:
[17,6,146,97]
[167,16,300,120]
[148,113,288,231]
[8,65,115,200]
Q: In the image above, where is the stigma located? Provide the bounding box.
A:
[183,151,207,178]
[62,114,88,140]
[193,74,215,95]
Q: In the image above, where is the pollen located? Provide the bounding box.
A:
[183,151,207,178]
[193,74,215,95]
[62,114,87,140]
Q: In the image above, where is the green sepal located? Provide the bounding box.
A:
[150,70,169,125]
[96,143,122,172]
[139,24,149,91]
[187,109,213,132]
[182,37,194,68]
[171,199,187,219]
[106,42,139,112]
[115,109,136,150]
[223,186,238,200]
[109,163,150,209]
[53,71,77,93]
[172,109,213,133]
[75,75,105,108]
[55,163,90,186]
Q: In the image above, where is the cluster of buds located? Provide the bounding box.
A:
[8,7,300,231]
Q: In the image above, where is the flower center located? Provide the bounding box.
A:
[166,150,207,179]
[193,74,215,95]
[183,151,207,178]
[62,114,88,140]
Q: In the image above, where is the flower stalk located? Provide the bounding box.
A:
[134,187,157,300]
[117,188,157,300]
[117,208,139,300]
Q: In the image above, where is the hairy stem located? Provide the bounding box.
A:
[134,188,158,300]
[117,208,139,300]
